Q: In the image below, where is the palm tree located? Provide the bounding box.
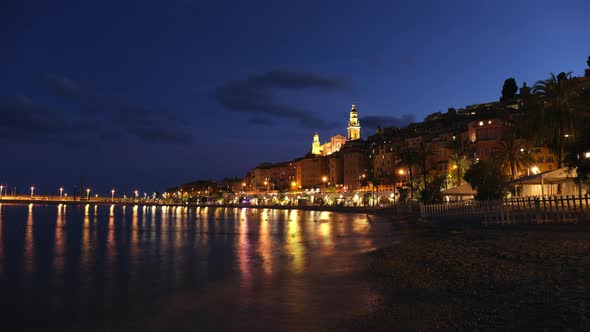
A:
[492,137,535,180]
[530,72,584,168]
[448,153,471,186]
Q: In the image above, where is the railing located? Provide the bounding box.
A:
[420,195,590,225]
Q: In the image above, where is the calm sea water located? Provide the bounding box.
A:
[0,203,393,331]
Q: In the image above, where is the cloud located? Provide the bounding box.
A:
[0,95,108,143]
[43,74,89,98]
[36,74,191,144]
[248,117,274,126]
[214,70,349,129]
[360,114,415,131]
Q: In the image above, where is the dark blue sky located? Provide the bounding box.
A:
[2,0,589,195]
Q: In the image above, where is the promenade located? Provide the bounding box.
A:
[0,195,411,216]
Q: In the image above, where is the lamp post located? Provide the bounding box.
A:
[86,188,90,200]
[111,189,115,202]
[0,185,3,199]
[59,187,63,200]
[30,186,35,198]
[322,176,327,194]
[134,190,139,200]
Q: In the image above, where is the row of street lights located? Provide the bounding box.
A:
[0,186,147,201]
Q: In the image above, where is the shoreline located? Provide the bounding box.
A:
[0,198,409,216]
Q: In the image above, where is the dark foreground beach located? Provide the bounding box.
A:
[341,222,590,331]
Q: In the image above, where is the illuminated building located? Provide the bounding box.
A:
[247,162,296,192]
[347,103,361,141]
[311,132,346,156]
[311,103,360,156]
[295,156,329,189]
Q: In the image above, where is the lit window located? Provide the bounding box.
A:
[479,121,484,126]
[488,120,492,124]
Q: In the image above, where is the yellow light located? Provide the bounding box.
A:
[322,176,327,183]
[291,181,296,187]
[585,152,590,158]
[398,169,405,175]
[452,165,458,170]
[531,166,540,174]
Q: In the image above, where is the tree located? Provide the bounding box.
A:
[415,142,433,190]
[530,72,586,170]
[399,146,418,200]
[448,153,471,186]
[586,55,590,77]
[464,160,510,201]
[419,174,446,203]
[501,78,518,102]
[492,137,535,180]
[564,132,590,196]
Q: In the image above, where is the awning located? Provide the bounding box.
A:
[441,183,477,196]
[510,167,577,185]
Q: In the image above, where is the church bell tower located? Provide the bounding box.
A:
[311,132,322,155]
[347,103,361,141]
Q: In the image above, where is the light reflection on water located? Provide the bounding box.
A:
[0,203,392,331]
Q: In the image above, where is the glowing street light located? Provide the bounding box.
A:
[0,185,3,199]
[531,166,540,175]
[398,169,406,176]
[30,186,35,198]
[86,188,91,200]
[134,190,139,199]
[585,152,590,159]
[111,189,115,201]
[59,187,63,200]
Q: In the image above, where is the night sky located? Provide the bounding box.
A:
[2,0,589,196]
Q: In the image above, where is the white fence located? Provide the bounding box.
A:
[420,195,590,225]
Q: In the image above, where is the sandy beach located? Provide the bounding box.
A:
[341,222,590,331]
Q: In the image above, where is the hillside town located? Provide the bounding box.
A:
[168,56,590,206]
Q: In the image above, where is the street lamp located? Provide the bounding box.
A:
[111,189,115,201]
[134,190,139,199]
[0,185,3,199]
[322,176,327,193]
[59,187,63,200]
[30,186,35,198]
[86,188,90,200]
